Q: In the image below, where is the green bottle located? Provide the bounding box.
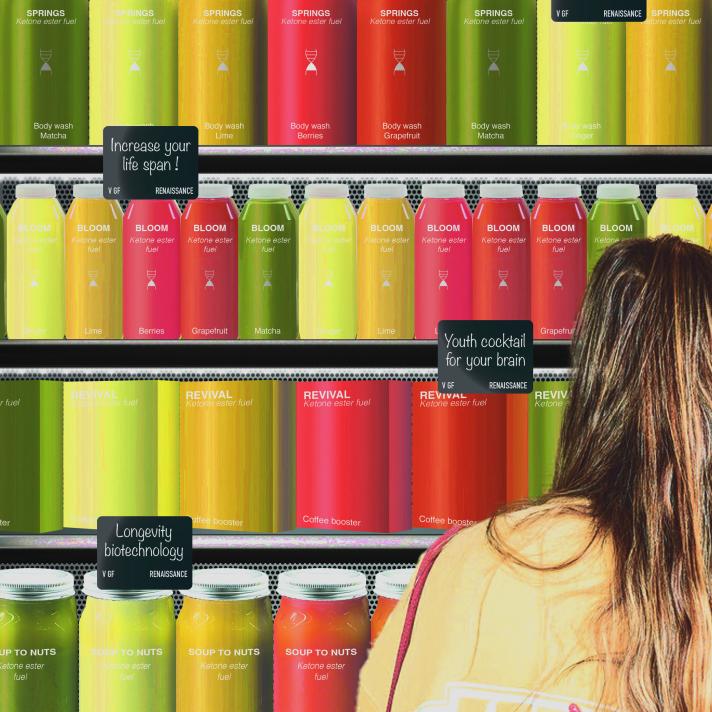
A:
[0,380,63,533]
[8,0,88,146]
[447,0,536,146]
[239,184,298,340]
[528,379,568,497]
[588,184,647,276]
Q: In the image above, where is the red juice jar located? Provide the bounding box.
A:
[274,568,369,711]
[370,568,414,644]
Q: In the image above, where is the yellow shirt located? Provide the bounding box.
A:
[358,505,619,712]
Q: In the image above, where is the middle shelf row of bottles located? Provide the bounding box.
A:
[0,179,707,342]
[0,376,568,534]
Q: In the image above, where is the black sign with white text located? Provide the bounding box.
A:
[552,0,646,22]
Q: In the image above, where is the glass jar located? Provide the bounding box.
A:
[0,568,77,712]
[274,567,369,712]
[79,571,175,712]
[177,567,273,712]
[371,568,415,644]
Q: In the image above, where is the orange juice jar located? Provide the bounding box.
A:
[370,568,415,644]
[274,568,369,712]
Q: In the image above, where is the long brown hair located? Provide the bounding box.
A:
[492,236,712,711]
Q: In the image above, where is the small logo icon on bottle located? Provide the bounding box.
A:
[381,270,392,288]
[664,49,677,72]
[40,49,53,74]
[263,270,273,288]
[146,270,157,289]
[438,270,449,289]
[305,49,318,75]
[576,49,590,73]
[487,49,500,75]
[393,50,406,75]
[204,270,216,289]
[88,271,99,288]
[129,50,142,72]
[553,270,564,288]
[217,49,229,73]
[498,270,509,289]
[324,270,334,288]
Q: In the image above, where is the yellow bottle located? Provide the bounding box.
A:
[357,184,414,339]
[179,0,264,145]
[648,184,706,246]
[626,0,704,145]
[66,184,123,340]
[7,184,65,340]
[179,381,295,532]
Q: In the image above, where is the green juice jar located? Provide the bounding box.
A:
[80,571,175,712]
[0,568,78,712]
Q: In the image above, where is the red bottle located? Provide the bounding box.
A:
[472,184,531,321]
[531,184,587,341]
[357,0,446,146]
[411,383,507,529]
[123,200,181,340]
[268,0,356,146]
[296,380,410,532]
[180,185,239,340]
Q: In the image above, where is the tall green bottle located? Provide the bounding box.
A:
[528,379,569,497]
[447,0,536,146]
[8,0,88,146]
[537,2,625,145]
[239,184,298,339]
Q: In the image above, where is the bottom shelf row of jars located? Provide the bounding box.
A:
[0,565,413,711]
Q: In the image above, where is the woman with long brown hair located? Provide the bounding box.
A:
[359,235,712,712]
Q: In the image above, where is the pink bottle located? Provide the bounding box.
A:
[123,200,181,339]
[472,184,531,321]
[531,184,587,341]
[414,184,472,339]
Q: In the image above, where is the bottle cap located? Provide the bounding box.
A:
[656,183,698,199]
[198,183,234,199]
[278,568,367,601]
[538,184,581,199]
[304,184,349,199]
[421,184,465,199]
[83,571,173,601]
[479,183,524,199]
[364,184,407,199]
[16,183,56,199]
[596,184,640,200]
[0,568,75,601]
[375,568,415,600]
[248,184,292,200]
[182,568,270,601]
[73,184,105,199]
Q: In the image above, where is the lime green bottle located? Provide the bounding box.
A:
[89,0,178,145]
[447,0,536,145]
[529,380,568,497]
[537,2,625,145]
[7,184,65,340]
[648,184,706,246]
[8,0,88,145]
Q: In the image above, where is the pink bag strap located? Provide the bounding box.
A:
[386,526,465,712]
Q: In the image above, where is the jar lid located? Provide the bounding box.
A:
[0,568,75,601]
[73,183,104,199]
[83,571,173,601]
[596,183,640,200]
[182,568,270,601]
[480,183,524,199]
[198,183,233,199]
[16,183,56,199]
[421,184,465,199]
[304,184,349,199]
[278,568,367,601]
[375,568,415,600]
[538,184,581,199]
[248,183,292,200]
[364,184,407,199]
[656,183,698,199]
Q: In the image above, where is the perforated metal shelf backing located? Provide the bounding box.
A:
[0,562,413,619]
[3,174,712,215]
[0,368,570,382]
